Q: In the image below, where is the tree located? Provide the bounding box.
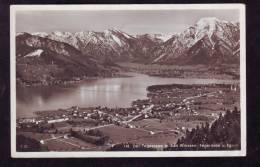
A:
[51,123,55,129]
[17,135,41,152]
[169,107,240,150]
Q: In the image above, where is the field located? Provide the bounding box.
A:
[17,82,240,151]
[17,131,109,151]
[130,133,179,145]
[98,125,151,143]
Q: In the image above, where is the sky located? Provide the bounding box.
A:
[16,9,239,35]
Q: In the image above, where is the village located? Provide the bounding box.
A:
[16,83,240,151]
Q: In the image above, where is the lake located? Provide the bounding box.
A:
[16,73,238,118]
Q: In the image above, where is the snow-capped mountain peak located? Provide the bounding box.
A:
[196,17,221,27]
[193,17,237,46]
[194,17,221,42]
[31,32,49,38]
[155,34,174,42]
[104,29,112,35]
[151,17,240,64]
[16,32,28,36]
[21,17,239,65]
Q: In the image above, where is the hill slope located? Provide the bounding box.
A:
[27,17,240,66]
[152,17,240,65]
[16,33,114,86]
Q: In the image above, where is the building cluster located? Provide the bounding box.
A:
[17,100,153,131]
[17,83,240,139]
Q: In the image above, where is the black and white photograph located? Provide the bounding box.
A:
[10,4,246,157]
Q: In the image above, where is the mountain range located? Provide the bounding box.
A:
[16,17,240,84]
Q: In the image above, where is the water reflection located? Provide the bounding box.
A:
[17,73,238,118]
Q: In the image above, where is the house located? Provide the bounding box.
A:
[193,111,199,115]
[18,118,35,124]
[211,113,218,117]
[47,118,69,124]
[35,120,44,125]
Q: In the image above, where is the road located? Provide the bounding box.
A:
[41,135,63,143]
[125,104,154,123]
[41,134,93,149]
[84,123,114,131]
[183,91,218,102]
[56,138,81,148]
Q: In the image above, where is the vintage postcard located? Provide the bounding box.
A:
[10,4,246,157]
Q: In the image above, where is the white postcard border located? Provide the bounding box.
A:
[10,4,246,158]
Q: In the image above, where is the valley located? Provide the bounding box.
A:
[16,17,240,86]
[15,16,241,152]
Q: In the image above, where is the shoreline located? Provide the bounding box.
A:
[16,72,239,88]
[16,76,239,119]
[17,82,239,120]
[16,82,240,151]
[16,72,134,87]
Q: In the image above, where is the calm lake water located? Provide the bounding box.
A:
[16,73,238,118]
